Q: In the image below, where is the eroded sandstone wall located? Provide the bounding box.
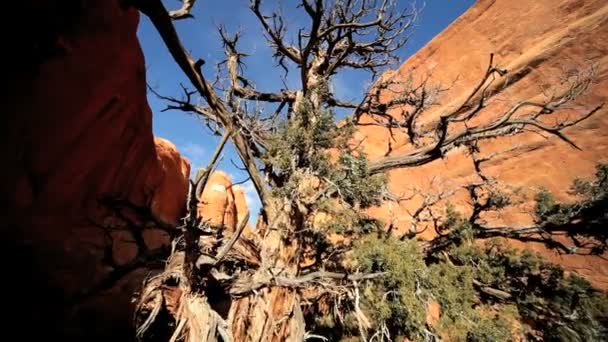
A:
[358,0,608,289]
[0,1,190,339]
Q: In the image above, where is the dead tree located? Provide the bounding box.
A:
[132,0,603,341]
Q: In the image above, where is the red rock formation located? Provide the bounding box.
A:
[232,185,253,228]
[152,137,192,226]
[198,171,251,231]
[1,1,189,339]
[359,0,608,289]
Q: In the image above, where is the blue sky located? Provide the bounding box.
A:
[137,0,475,221]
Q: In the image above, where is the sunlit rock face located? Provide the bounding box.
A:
[0,0,189,339]
[151,137,192,226]
[357,0,608,290]
[197,171,251,232]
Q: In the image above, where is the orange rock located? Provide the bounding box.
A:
[197,171,251,231]
[198,171,236,229]
[233,185,254,233]
[358,0,608,289]
[426,300,441,327]
[150,137,191,226]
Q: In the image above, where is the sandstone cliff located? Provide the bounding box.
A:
[1,1,190,339]
[358,0,608,289]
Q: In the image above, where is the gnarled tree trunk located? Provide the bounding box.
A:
[228,199,305,342]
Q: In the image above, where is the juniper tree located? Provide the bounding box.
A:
[131,0,606,341]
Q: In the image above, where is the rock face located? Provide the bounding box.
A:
[198,171,252,231]
[358,0,608,289]
[0,1,189,340]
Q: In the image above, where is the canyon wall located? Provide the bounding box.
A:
[358,0,608,289]
[0,1,191,339]
[0,1,253,339]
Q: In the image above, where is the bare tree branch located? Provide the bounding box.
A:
[250,0,303,65]
[368,56,603,173]
[193,129,232,199]
[168,0,197,20]
[136,0,270,208]
[219,26,297,104]
[213,211,250,266]
[401,186,457,239]
[424,142,607,257]
[229,270,387,296]
[147,83,221,127]
[250,0,416,95]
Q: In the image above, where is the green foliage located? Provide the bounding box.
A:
[463,313,514,342]
[331,151,387,208]
[534,188,558,221]
[263,94,387,240]
[534,188,574,226]
[487,190,511,209]
[263,97,386,208]
[539,273,608,342]
[344,202,608,342]
[535,162,608,226]
[427,261,478,332]
[441,203,475,246]
[532,162,608,255]
[349,235,516,341]
[571,162,608,200]
[354,236,428,338]
[435,305,513,342]
[319,208,383,234]
[263,101,339,176]
[449,238,549,288]
[447,234,608,341]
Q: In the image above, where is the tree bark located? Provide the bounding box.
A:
[229,288,304,341]
[228,199,306,342]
